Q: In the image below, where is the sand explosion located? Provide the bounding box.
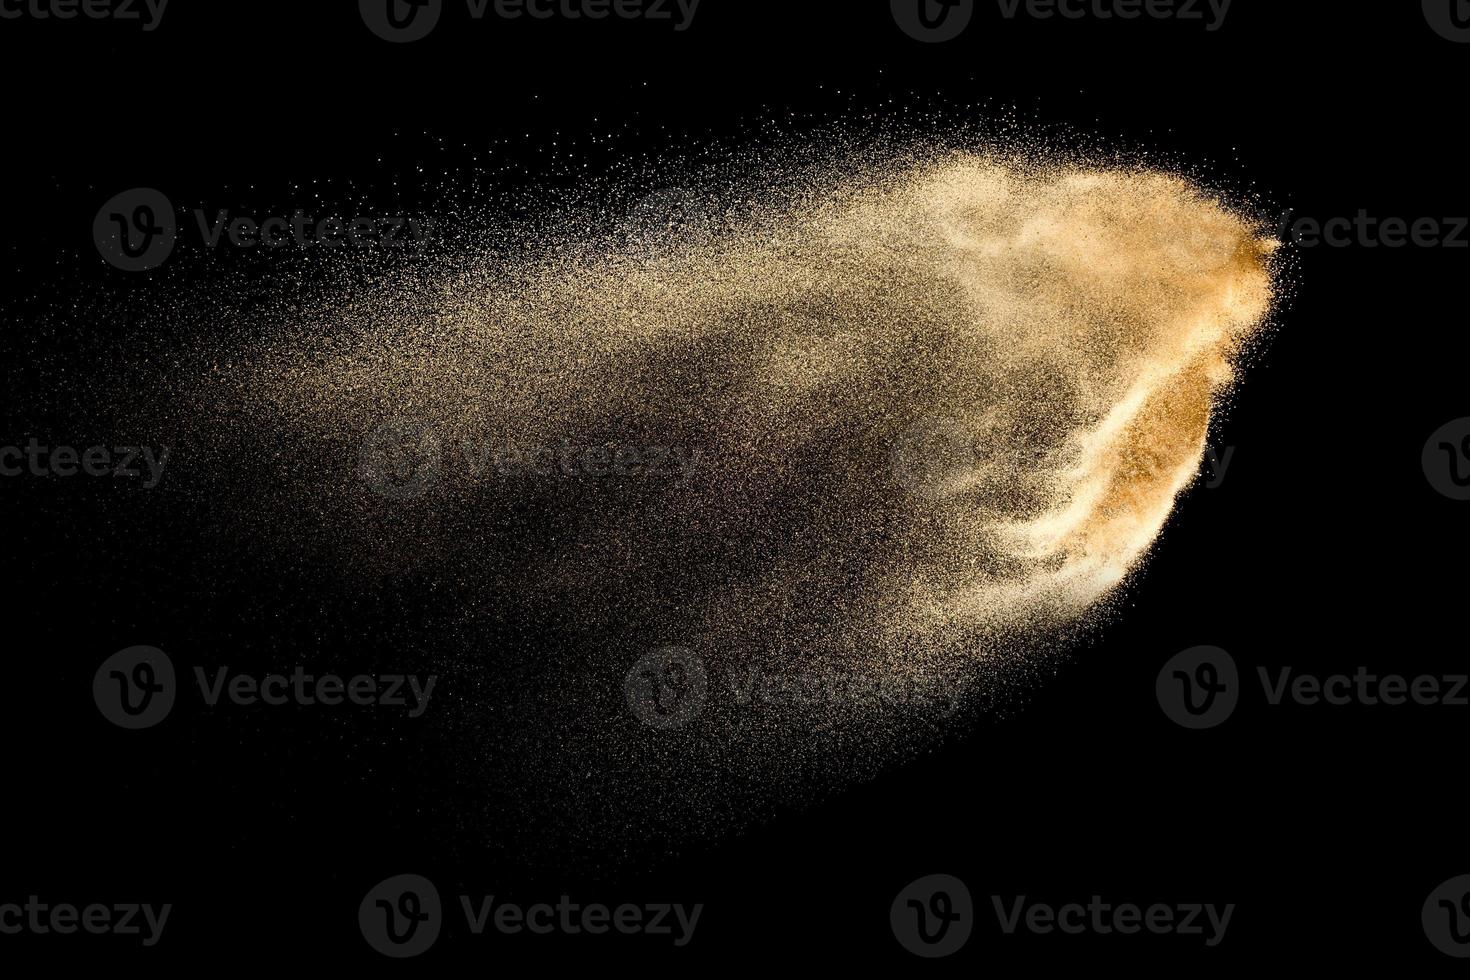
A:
[162,149,1277,856]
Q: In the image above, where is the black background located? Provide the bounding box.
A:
[2,0,1464,969]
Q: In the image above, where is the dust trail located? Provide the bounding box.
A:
[162,149,1277,858]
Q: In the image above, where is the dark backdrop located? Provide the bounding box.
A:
[2,0,1463,970]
